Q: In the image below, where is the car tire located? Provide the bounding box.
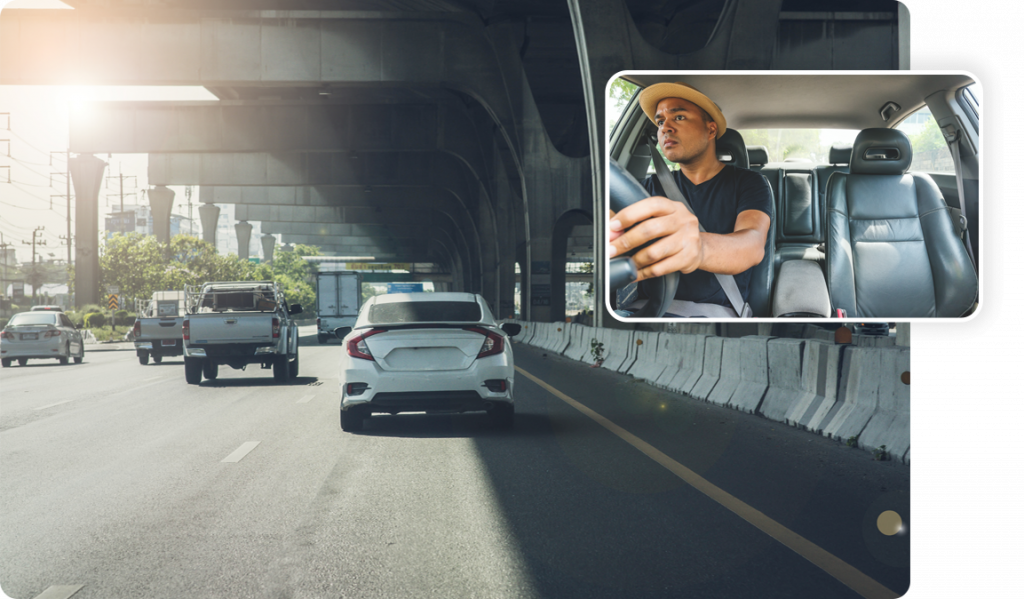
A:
[489,403,514,430]
[1,358,10,368]
[153,355,163,364]
[18,358,27,366]
[138,351,150,366]
[203,361,218,380]
[340,408,364,432]
[289,352,299,379]
[59,355,69,366]
[74,356,83,364]
[184,357,203,385]
[273,355,289,382]
[317,334,327,345]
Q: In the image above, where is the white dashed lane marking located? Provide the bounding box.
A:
[296,394,315,404]
[221,441,260,463]
[31,585,84,599]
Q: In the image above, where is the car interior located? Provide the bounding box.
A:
[608,73,980,319]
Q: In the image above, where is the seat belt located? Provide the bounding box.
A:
[646,138,752,318]
[940,125,978,270]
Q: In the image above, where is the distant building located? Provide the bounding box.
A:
[104,204,192,239]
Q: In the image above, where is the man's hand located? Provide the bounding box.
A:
[608,196,703,281]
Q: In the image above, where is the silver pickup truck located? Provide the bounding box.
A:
[182,281,302,384]
[132,291,185,365]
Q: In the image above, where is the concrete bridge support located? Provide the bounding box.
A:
[198,203,220,247]
[68,154,107,308]
[148,185,175,244]
[235,221,253,261]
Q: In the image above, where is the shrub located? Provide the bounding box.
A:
[84,312,106,328]
[114,310,132,325]
[0,317,8,330]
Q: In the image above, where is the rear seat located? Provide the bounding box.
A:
[748,146,769,173]
[760,143,854,278]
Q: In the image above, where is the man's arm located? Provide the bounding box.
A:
[608,198,770,281]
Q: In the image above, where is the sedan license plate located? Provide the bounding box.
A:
[161,340,176,346]
[21,333,38,340]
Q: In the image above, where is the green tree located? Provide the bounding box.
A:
[252,243,321,318]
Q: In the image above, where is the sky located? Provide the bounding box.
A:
[0,0,218,263]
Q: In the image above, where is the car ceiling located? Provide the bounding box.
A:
[621,73,975,130]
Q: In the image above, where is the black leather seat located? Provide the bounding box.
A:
[762,158,823,279]
[825,128,978,317]
[747,146,769,173]
[814,143,852,210]
[715,129,775,317]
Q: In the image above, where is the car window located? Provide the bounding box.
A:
[9,313,58,326]
[896,107,954,174]
[60,314,74,328]
[368,301,482,324]
[735,129,859,164]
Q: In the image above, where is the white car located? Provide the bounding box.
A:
[1,311,85,367]
[336,292,521,432]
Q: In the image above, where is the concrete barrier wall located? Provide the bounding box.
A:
[626,331,663,383]
[689,337,724,401]
[662,335,708,395]
[852,347,910,463]
[819,347,884,443]
[600,328,635,372]
[512,321,909,462]
[563,323,590,362]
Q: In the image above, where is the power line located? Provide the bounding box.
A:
[6,127,59,160]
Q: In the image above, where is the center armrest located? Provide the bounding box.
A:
[773,260,831,317]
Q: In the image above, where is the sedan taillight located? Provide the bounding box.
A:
[44,329,61,338]
[272,317,281,339]
[465,327,504,359]
[182,319,190,341]
[2,331,14,341]
[347,329,383,361]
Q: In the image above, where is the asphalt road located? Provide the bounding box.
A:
[0,331,909,599]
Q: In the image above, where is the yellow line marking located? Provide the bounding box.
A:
[515,366,899,599]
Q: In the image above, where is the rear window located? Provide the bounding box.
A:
[9,313,58,326]
[368,301,481,324]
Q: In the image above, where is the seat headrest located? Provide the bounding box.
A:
[829,143,852,165]
[747,145,769,166]
[850,128,912,175]
[715,128,749,170]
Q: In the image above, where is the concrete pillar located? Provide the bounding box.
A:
[235,221,253,260]
[199,203,220,246]
[148,185,175,244]
[260,234,276,265]
[529,237,552,322]
[69,153,107,308]
[895,323,910,347]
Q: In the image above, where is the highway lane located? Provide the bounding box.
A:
[0,336,909,599]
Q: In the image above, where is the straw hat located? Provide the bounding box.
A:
[638,82,726,139]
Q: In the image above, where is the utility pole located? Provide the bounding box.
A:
[50,150,74,270]
[22,227,46,306]
[0,232,11,304]
[186,186,193,236]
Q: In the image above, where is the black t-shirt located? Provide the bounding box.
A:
[640,165,773,307]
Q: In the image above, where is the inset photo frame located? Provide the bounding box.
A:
[606,72,981,323]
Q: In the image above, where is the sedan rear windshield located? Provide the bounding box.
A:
[8,313,58,326]
[368,301,481,324]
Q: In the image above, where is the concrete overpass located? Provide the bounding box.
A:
[1,0,908,323]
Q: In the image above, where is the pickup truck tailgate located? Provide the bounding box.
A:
[138,317,183,340]
[187,314,275,344]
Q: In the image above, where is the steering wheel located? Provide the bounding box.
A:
[608,161,679,318]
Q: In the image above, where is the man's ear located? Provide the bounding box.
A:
[707,120,718,140]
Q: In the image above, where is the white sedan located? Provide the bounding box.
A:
[336,292,521,432]
[1,311,85,367]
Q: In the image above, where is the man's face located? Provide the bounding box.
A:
[654,97,717,164]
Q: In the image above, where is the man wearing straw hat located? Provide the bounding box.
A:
[609,82,772,312]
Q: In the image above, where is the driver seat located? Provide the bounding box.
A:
[716,129,776,317]
[825,128,977,317]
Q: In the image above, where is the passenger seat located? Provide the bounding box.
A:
[747,146,769,174]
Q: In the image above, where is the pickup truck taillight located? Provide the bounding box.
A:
[182,319,190,340]
[465,327,504,359]
[347,329,384,361]
[133,320,141,338]
[316,317,321,328]
[272,317,281,339]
